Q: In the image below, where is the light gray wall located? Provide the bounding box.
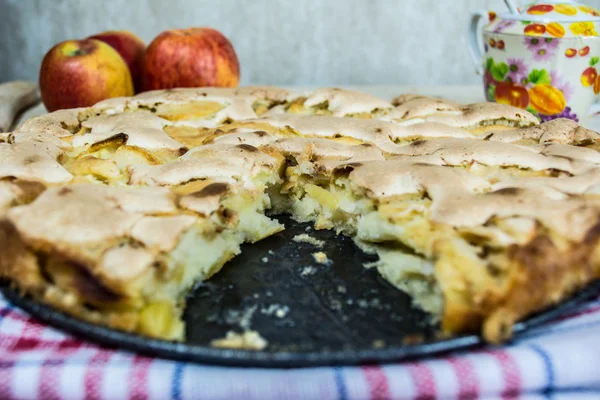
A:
[3,0,600,85]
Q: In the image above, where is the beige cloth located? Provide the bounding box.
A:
[0,81,39,132]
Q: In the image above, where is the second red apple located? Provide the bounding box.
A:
[140,27,240,91]
[88,31,146,92]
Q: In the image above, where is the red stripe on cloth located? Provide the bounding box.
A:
[83,349,113,400]
[0,336,20,353]
[1,336,83,353]
[447,356,479,399]
[6,337,46,352]
[406,363,437,399]
[0,361,14,400]
[38,342,83,400]
[58,338,87,349]
[487,350,522,399]
[1,307,39,324]
[20,315,46,337]
[129,355,152,400]
[361,365,392,400]
[38,360,65,400]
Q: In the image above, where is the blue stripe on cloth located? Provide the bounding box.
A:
[530,344,555,395]
[545,387,600,400]
[552,387,600,392]
[171,362,185,400]
[0,361,14,370]
[0,304,14,326]
[334,366,348,400]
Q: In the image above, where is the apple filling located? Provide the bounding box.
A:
[467,119,536,135]
[27,179,283,340]
[6,88,600,346]
[273,153,600,341]
[153,101,226,121]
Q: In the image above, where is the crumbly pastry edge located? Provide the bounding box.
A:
[2,87,600,345]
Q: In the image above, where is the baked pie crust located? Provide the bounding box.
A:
[1,86,599,343]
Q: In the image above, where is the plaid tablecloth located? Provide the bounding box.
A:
[1,292,600,400]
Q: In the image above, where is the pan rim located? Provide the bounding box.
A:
[2,279,599,368]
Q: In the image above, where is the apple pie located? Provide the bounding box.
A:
[1,87,599,344]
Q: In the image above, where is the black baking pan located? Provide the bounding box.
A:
[2,215,599,368]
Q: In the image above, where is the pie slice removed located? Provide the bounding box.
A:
[1,87,600,345]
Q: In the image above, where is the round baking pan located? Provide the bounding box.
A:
[3,215,599,367]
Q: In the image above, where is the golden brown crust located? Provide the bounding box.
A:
[483,226,600,343]
[385,95,539,128]
[3,86,600,345]
[484,118,600,145]
[433,221,600,343]
[0,218,44,293]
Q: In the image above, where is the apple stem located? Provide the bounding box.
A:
[70,49,87,57]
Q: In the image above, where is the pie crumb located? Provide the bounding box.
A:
[300,265,317,276]
[210,330,268,351]
[275,308,287,318]
[312,251,332,265]
[261,303,289,318]
[292,233,324,247]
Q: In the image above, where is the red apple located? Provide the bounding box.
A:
[39,39,134,112]
[88,31,146,92]
[141,27,240,91]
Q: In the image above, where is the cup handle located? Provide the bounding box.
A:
[468,10,489,75]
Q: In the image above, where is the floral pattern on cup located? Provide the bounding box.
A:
[566,45,591,57]
[488,38,506,51]
[485,4,600,39]
[523,37,559,61]
[505,57,528,84]
[494,19,516,33]
[579,5,600,16]
[555,4,577,16]
[520,20,599,37]
[485,57,578,121]
[580,57,600,94]
[475,3,600,121]
[524,3,600,19]
[546,22,567,38]
[570,21,599,36]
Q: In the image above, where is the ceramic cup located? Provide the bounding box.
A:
[469,10,600,122]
